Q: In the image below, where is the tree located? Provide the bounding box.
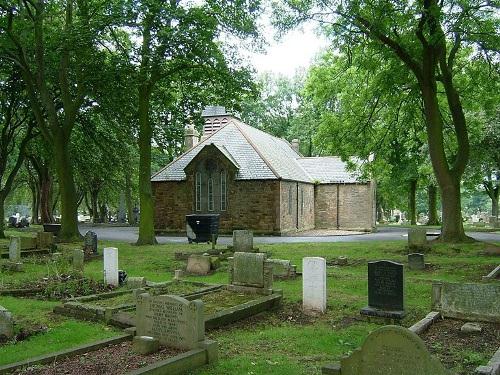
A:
[275,0,499,241]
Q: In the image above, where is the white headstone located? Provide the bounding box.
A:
[302,257,327,314]
[9,237,21,262]
[104,247,119,286]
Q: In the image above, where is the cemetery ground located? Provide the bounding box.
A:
[0,228,499,375]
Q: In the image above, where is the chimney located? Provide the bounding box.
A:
[291,139,300,154]
[201,106,233,139]
[184,124,199,151]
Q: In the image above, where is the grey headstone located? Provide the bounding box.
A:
[174,269,184,280]
[128,276,147,288]
[186,255,211,275]
[408,253,425,270]
[0,305,14,339]
[268,259,296,278]
[37,231,54,249]
[72,249,85,274]
[232,252,265,287]
[83,231,98,256]
[135,293,204,350]
[8,237,21,262]
[132,335,159,354]
[408,228,427,248]
[233,230,253,252]
[323,325,450,375]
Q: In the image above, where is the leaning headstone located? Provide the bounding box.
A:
[8,237,21,262]
[186,254,211,275]
[83,231,98,257]
[72,249,85,275]
[321,325,450,375]
[103,247,119,286]
[228,252,273,294]
[233,230,253,252]
[408,228,427,250]
[36,231,54,249]
[303,257,327,314]
[0,305,14,339]
[408,253,425,270]
[135,293,204,350]
[360,260,405,319]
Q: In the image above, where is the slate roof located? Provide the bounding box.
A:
[151,119,363,184]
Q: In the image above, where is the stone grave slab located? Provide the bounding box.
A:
[408,253,425,270]
[233,230,253,252]
[8,237,21,262]
[0,305,14,339]
[83,231,98,257]
[136,293,204,350]
[322,325,450,375]
[432,281,500,323]
[104,247,119,286]
[72,249,85,274]
[186,255,211,275]
[360,260,405,319]
[408,228,427,249]
[303,257,327,314]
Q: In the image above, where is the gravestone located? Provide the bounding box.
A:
[268,259,297,278]
[228,252,273,294]
[233,230,253,252]
[321,325,450,375]
[0,305,14,339]
[36,231,54,249]
[360,260,405,319]
[20,236,37,250]
[174,269,184,280]
[128,276,147,288]
[408,228,427,250]
[103,247,119,286]
[72,249,85,274]
[408,253,425,270]
[83,231,98,257]
[186,255,211,275]
[135,293,204,350]
[8,237,21,262]
[432,281,500,323]
[303,257,327,314]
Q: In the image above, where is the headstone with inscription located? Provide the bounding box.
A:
[0,305,14,339]
[408,253,425,270]
[103,247,119,286]
[303,257,327,314]
[228,252,273,294]
[83,231,98,257]
[8,237,21,262]
[233,230,253,252]
[72,249,85,274]
[135,293,204,350]
[360,260,405,319]
[408,228,427,250]
[321,325,450,375]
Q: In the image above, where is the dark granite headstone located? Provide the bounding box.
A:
[361,260,405,319]
[83,231,98,256]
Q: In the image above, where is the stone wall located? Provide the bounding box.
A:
[279,181,315,233]
[315,182,375,231]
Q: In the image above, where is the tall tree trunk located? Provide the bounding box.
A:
[137,89,157,245]
[408,179,417,225]
[427,184,440,225]
[39,166,53,223]
[53,132,80,241]
[125,171,135,225]
[492,194,499,219]
[31,185,40,225]
[0,193,5,239]
[90,189,99,223]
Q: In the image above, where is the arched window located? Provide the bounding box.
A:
[288,186,293,215]
[220,170,227,211]
[208,177,214,211]
[195,172,202,211]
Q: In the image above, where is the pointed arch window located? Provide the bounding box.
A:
[195,172,202,211]
[208,177,214,211]
[220,170,227,211]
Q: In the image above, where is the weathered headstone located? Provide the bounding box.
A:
[228,252,273,293]
[303,257,327,314]
[8,237,21,262]
[360,260,405,319]
[103,247,119,286]
[20,236,37,250]
[408,253,425,270]
[0,305,14,339]
[135,293,204,350]
[321,325,450,375]
[432,281,500,323]
[186,255,211,275]
[174,269,184,280]
[36,231,54,249]
[72,249,85,274]
[268,259,296,278]
[128,276,147,289]
[232,230,253,252]
[132,335,159,354]
[83,231,98,257]
[408,228,427,250]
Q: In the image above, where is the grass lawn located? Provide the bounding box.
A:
[0,228,499,374]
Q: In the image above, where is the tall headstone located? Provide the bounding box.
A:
[408,253,425,270]
[322,325,449,375]
[136,293,204,350]
[408,228,427,250]
[72,249,85,275]
[8,237,21,262]
[83,231,98,257]
[303,257,327,314]
[0,305,14,339]
[361,260,405,319]
[103,247,119,286]
[233,230,253,252]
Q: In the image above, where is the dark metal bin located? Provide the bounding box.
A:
[186,214,220,244]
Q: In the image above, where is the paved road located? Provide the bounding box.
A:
[79,225,500,244]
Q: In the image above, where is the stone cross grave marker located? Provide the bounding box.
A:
[136,293,204,350]
[360,260,405,319]
[322,325,450,375]
[303,257,327,314]
[83,231,98,257]
[408,253,425,270]
[8,237,21,262]
[233,230,253,252]
[408,228,427,249]
[72,249,85,274]
[103,247,119,286]
[0,305,14,339]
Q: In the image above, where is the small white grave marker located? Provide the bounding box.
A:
[104,247,119,286]
[302,257,327,314]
